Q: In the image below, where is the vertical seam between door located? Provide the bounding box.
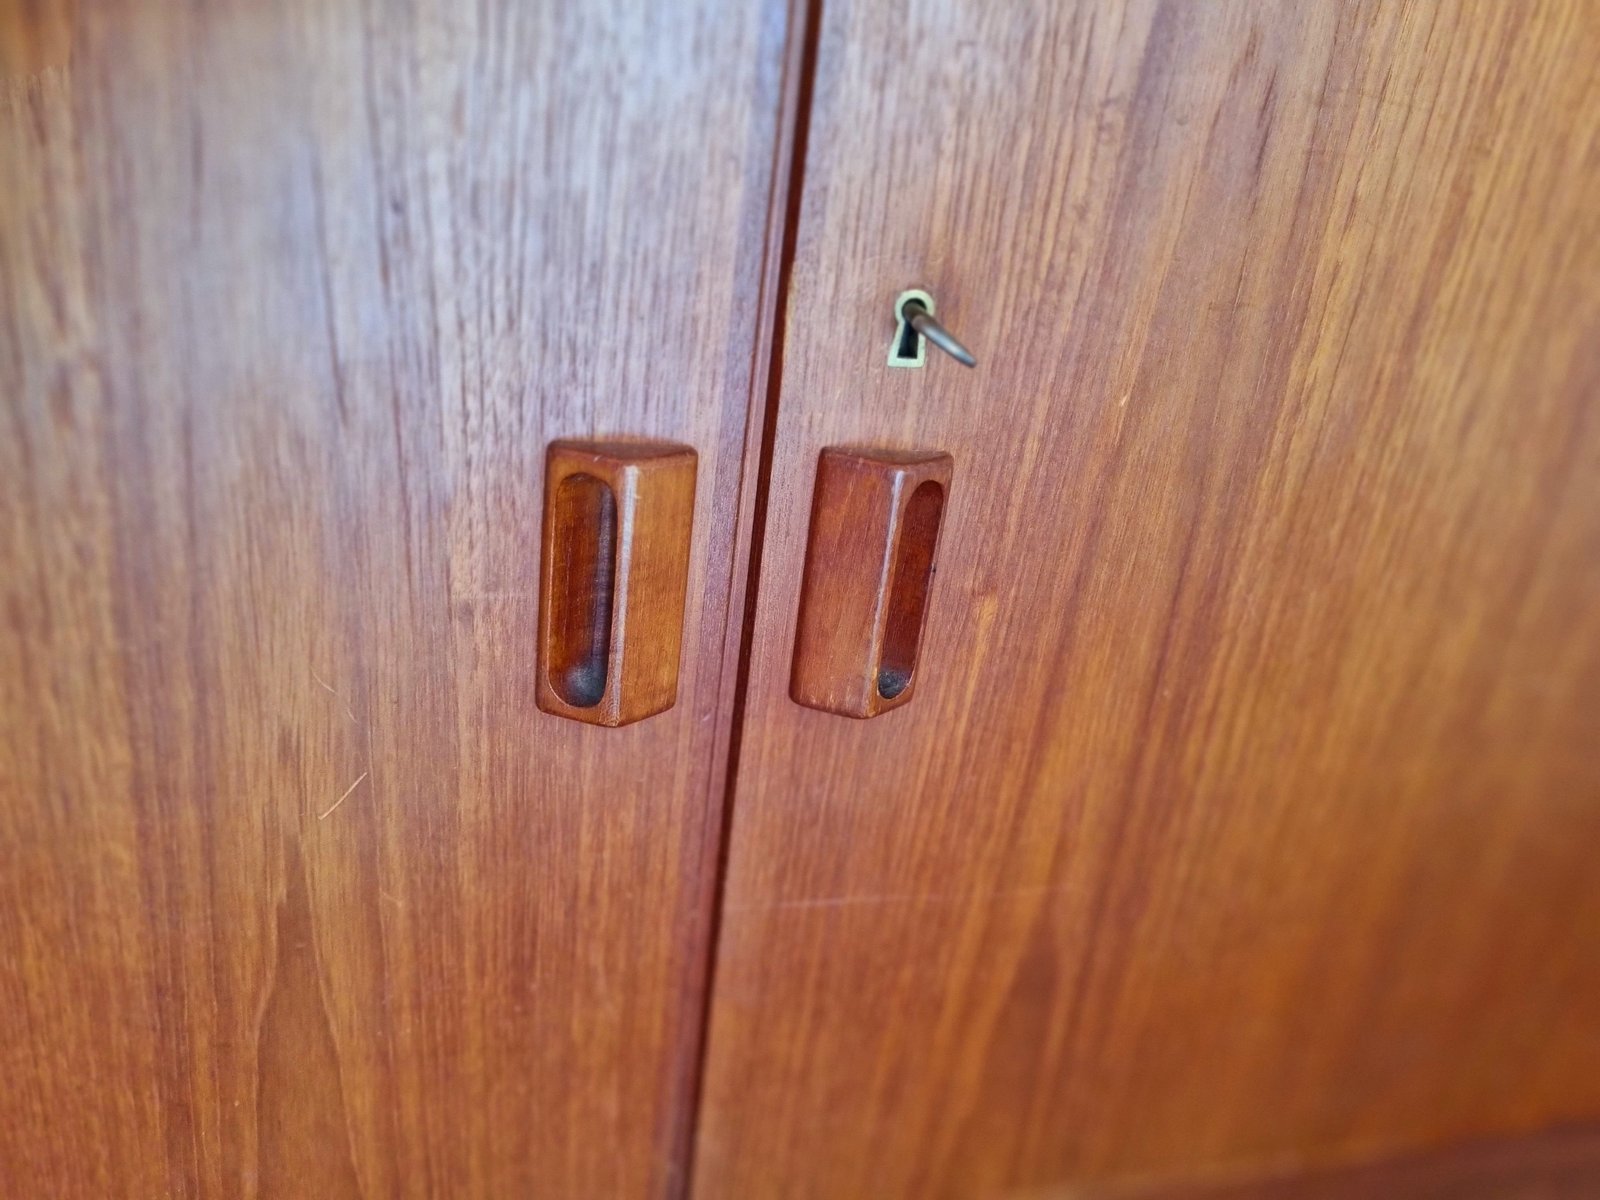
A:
[669,0,826,1195]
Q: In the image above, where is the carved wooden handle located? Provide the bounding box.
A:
[790,447,953,718]
[537,439,696,727]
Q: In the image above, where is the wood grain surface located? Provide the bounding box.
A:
[1083,1123,1600,1200]
[0,1,790,1195]
[697,2,1600,1196]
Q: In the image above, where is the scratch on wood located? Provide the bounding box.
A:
[310,668,361,725]
[731,882,1078,914]
[318,771,368,821]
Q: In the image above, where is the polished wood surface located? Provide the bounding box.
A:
[0,1,789,1195]
[1090,1124,1600,1200]
[698,2,1600,1196]
[538,440,697,728]
[790,447,953,719]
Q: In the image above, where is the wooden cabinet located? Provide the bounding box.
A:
[695,2,1600,1196]
[4,3,1599,1198]
[0,1,793,1195]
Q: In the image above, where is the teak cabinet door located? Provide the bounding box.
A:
[0,2,789,1195]
[698,3,1600,1197]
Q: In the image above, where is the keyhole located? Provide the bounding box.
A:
[887,288,934,368]
[894,317,919,362]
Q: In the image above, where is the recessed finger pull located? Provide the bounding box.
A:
[537,439,696,727]
[887,289,977,369]
[791,447,953,718]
